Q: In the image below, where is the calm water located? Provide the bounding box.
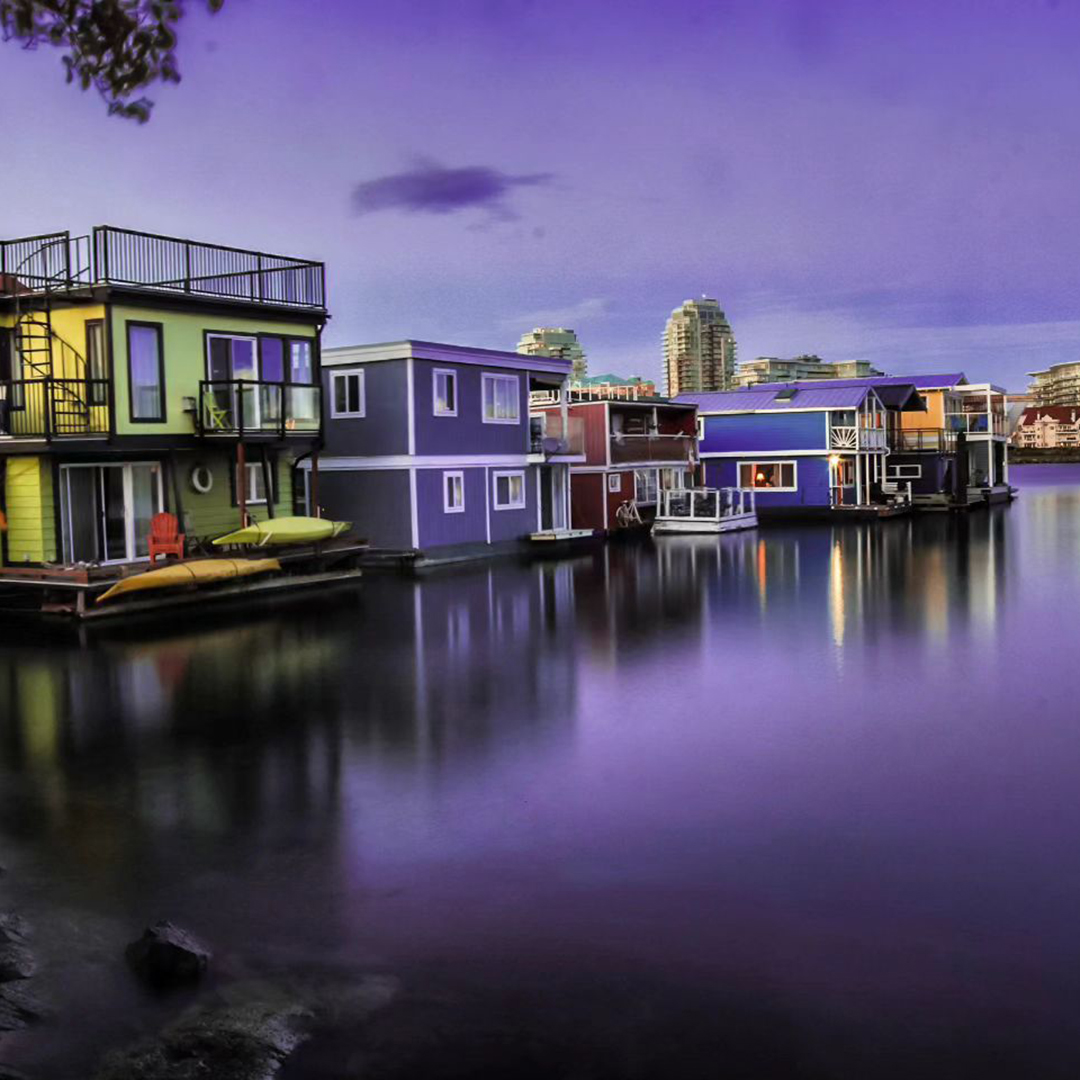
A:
[1,465,1079,1078]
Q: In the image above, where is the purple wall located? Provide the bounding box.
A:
[416,466,489,547]
[706,456,831,508]
[317,468,413,547]
[700,412,828,453]
[412,358,531,456]
[322,359,409,456]
[488,465,538,542]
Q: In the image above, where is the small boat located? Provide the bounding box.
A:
[212,516,350,548]
[652,487,758,535]
[96,558,281,604]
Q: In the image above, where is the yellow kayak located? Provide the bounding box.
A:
[212,516,350,548]
[96,558,282,604]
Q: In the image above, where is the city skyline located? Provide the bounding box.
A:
[1,0,1077,392]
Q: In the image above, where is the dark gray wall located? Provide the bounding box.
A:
[317,468,413,548]
[323,359,409,457]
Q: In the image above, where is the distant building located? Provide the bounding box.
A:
[575,372,658,398]
[1013,406,1080,448]
[517,327,587,383]
[1027,362,1080,407]
[734,354,885,387]
[663,298,736,396]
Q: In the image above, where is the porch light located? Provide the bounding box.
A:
[829,454,841,466]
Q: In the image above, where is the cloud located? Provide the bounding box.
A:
[352,160,553,221]
[509,297,611,329]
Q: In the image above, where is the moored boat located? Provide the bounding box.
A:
[652,487,758,535]
[212,516,350,548]
[96,558,282,604]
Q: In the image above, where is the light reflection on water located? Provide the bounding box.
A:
[0,465,1077,1078]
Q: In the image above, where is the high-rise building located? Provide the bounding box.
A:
[734,354,885,387]
[662,298,736,396]
[1027,362,1080,406]
[517,327,587,383]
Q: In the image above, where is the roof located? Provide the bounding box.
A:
[678,385,877,413]
[1018,406,1080,425]
[745,373,967,392]
[323,339,571,375]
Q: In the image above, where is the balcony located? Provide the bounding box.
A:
[890,428,958,453]
[530,412,585,456]
[0,379,110,439]
[610,433,696,464]
[196,380,321,438]
[945,411,1008,437]
[829,425,887,450]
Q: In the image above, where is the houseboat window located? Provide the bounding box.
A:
[289,340,314,384]
[493,470,526,510]
[887,464,922,479]
[607,473,622,493]
[634,469,658,505]
[330,370,365,418]
[434,370,457,416]
[259,337,285,383]
[738,461,797,490]
[85,320,108,406]
[443,471,465,513]
[833,459,855,487]
[127,322,165,422]
[659,468,686,490]
[238,462,272,505]
[482,374,520,424]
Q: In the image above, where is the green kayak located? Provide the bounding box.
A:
[213,516,350,547]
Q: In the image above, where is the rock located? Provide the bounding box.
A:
[0,943,36,982]
[0,981,46,1032]
[93,997,312,1080]
[0,914,30,946]
[125,922,210,987]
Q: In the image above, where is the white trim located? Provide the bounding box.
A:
[329,368,366,418]
[432,368,458,417]
[406,357,416,454]
[321,340,570,375]
[492,469,527,510]
[604,401,611,467]
[887,463,923,479]
[484,467,491,542]
[601,474,609,530]
[442,470,465,513]
[306,454,534,470]
[699,449,884,459]
[408,467,419,548]
[240,461,269,505]
[607,472,622,493]
[482,372,521,425]
[737,460,799,492]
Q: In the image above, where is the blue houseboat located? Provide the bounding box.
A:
[679,381,926,519]
[309,341,586,562]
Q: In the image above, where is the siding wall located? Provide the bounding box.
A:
[412,359,530,456]
[706,456,832,508]
[322,359,409,456]
[3,457,56,564]
[570,472,606,530]
[415,466,489,547]
[489,465,538,542]
[700,411,828,453]
[317,469,413,549]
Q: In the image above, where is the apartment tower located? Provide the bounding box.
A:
[663,298,736,396]
[517,327,588,383]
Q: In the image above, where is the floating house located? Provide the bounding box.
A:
[530,389,698,530]
[0,227,325,568]
[679,382,925,518]
[313,341,586,561]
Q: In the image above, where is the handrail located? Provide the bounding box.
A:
[197,379,322,438]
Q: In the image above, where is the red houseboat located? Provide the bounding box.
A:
[531,387,698,532]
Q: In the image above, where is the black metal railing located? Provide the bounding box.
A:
[94,226,326,309]
[197,380,321,438]
[0,379,110,439]
[0,233,92,295]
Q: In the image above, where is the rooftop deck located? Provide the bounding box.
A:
[0,227,326,311]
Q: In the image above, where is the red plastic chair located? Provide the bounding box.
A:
[147,512,185,564]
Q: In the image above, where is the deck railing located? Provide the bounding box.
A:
[945,410,1008,437]
[0,379,110,438]
[197,379,321,437]
[891,428,958,453]
[658,486,754,520]
[610,433,695,464]
[92,227,326,310]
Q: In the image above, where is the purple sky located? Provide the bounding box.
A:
[3,0,1079,390]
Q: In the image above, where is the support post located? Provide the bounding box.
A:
[261,446,275,518]
[311,450,320,518]
[168,451,185,532]
[237,442,248,527]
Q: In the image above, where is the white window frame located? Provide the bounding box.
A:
[607,473,622,493]
[737,460,798,491]
[482,373,520,425]
[634,468,658,505]
[241,461,270,505]
[443,470,465,513]
[433,368,458,417]
[330,369,365,418]
[492,469,526,510]
[887,464,922,480]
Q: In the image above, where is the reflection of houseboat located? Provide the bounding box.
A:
[652,487,758,535]
[530,386,698,533]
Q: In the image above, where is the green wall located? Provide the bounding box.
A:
[4,457,57,564]
[110,305,318,437]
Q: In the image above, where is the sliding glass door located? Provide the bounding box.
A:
[60,463,164,564]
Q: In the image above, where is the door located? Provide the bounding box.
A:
[208,334,260,431]
[61,463,164,564]
[540,467,554,531]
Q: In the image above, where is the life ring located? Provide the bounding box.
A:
[190,464,214,494]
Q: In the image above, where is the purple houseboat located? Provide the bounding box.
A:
[309,341,586,561]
